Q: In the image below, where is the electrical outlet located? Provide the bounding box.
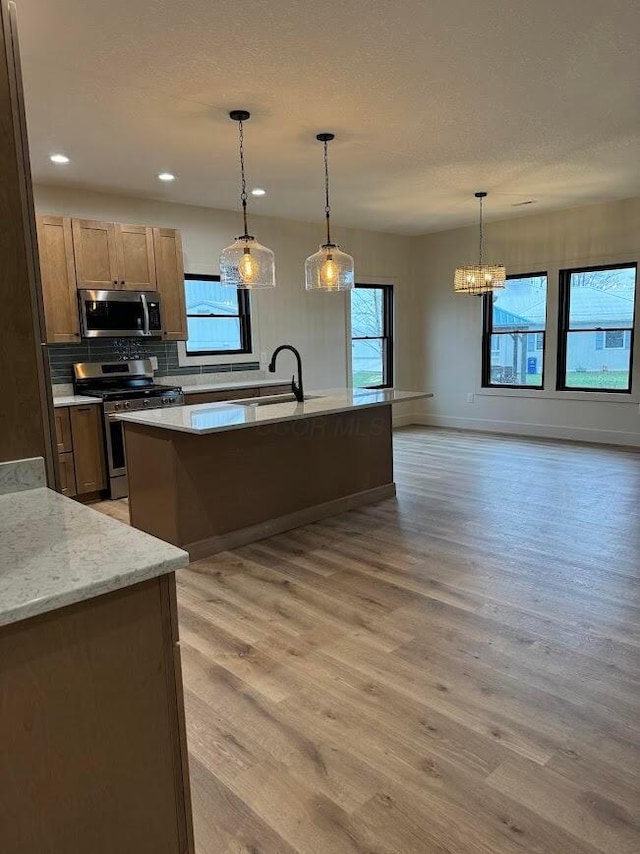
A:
[149,356,159,371]
[465,392,474,403]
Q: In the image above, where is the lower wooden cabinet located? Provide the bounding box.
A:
[70,406,107,494]
[183,384,291,406]
[58,452,77,497]
[0,575,194,854]
[55,404,106,499]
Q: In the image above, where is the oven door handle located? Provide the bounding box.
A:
[141,292,150,336]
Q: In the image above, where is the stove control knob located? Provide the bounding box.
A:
[162,396,171,405]
[143,400,150,407]
[124,401,131,409]
[114,403,121,411]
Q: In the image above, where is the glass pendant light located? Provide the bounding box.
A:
[220,110,275,289]
[305,133,354,292]
[454,192,506,295]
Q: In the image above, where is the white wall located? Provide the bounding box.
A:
[413,196,640,446]
[34,184,416,399]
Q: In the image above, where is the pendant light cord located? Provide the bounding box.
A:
[323,139,332,246]
[478,194,484,266]
[238,119,249,238]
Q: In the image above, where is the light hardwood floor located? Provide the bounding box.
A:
[94,428,640,853]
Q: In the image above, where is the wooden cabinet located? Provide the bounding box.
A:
[36,216,80,344]
[71,219,119,289]
[260,384,292,396]
[182,385,292,406]
[115,224,156,290]
[0,575,194,854]
[153,228,187,340]
[55,404,106,498]
[58,453,77,497]
[70,405,107,494]
[54,407,73,453]
[183,387,260,405]
[38,215,188,343]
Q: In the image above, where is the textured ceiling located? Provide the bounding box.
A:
[16,0,640,235]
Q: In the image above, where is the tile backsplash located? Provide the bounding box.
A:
[47,339,259,385]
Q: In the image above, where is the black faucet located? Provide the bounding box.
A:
[268,344,304,403]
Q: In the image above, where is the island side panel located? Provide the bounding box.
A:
[125,424,181,546]
[0,575,194,854]
[139,404,393,554]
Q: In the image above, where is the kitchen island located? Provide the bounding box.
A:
[0,458,194,854]
[118,388,431,559]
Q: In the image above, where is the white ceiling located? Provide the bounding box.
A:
[16,0,640,235]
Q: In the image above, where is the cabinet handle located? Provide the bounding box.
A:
[113,280,117,285]
[121,280,125,286]
[77,407,91,412]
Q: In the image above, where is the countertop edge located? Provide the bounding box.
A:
[117,391,434,436]
[0,551,188,629]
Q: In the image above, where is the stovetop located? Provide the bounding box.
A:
[76,383,182,402]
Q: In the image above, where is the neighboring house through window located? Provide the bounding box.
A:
[482,273,548,388]
[184,274,252,356]
[351,284,394,388]
[557,263,637,392]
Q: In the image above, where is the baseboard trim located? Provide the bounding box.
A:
[186,483,397,560]
[413,414,640,448]
[392,412,418,428]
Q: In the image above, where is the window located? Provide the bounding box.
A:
[184,274,251,356]
[482,273,548,388]
[558,263,637,392]
[351,285,393,388]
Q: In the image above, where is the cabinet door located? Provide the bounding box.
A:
[71,219,119,289]
[58,452,77,497]
[70,405,106,494]
[153,228,187,340]
[116,224,157,291]
[54,407,73,453]
[36,216,80,343]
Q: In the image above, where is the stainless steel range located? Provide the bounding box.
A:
[73,359,184,498]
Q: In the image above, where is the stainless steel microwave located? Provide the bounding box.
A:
[78,290,163,338]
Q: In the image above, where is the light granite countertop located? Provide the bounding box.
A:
[0,485,188,627]
[53,394,102,408]
[117,388,432,436]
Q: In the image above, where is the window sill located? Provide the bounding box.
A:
[477,387,639,404]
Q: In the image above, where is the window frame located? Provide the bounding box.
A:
[351,284,394,389]
[481,271,548,390]
[556,262,637,394]
[183,273,252,357]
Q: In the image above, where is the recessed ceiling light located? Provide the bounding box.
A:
[251,187,266,196]
[157,172,175,182]
[50,153,70,164]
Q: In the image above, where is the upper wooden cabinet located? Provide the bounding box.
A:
[115,224,157,290]
[38,215,188,343]
[71,219,119,289]
[36,216,80,343]
[153,228,187,340]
